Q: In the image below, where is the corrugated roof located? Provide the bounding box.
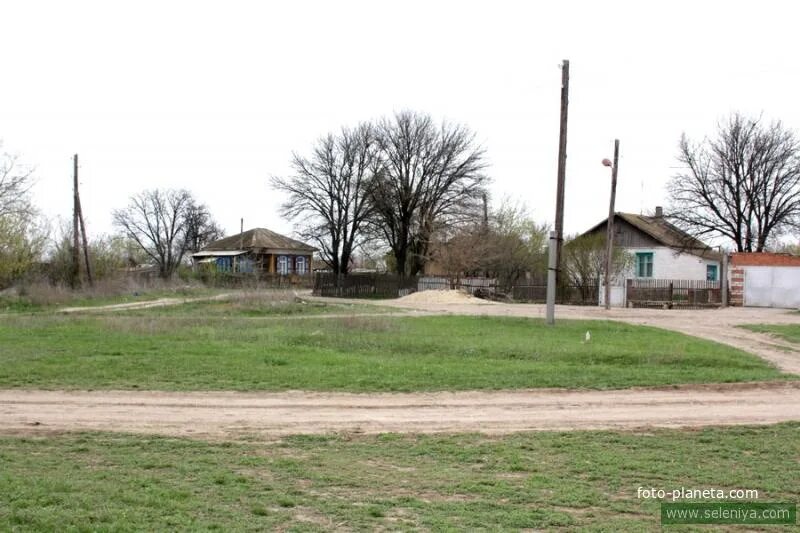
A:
[585,213,721,261]
[201,228,317,253]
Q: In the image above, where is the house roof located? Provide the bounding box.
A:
[584,213,722,261]
[191,250,247,258]
[200,228,317,253]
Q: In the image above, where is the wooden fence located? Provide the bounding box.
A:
[197,271,314,289]
[418,277,498,296]
[625,278,724,309]
[313,273,419,298]
[512,284,599,305]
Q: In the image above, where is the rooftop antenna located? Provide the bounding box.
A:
[239,218,244,250]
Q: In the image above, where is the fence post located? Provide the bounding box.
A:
[624,278,631,307]
[721,253,728,307]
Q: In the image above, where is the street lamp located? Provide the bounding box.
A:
[602,140,620,310]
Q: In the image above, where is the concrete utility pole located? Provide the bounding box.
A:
[603,140,620,310]
[546,231,557,325]
[554,59,570,287]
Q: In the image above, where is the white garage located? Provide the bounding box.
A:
[743,266,800,308]
[730,253,800,309]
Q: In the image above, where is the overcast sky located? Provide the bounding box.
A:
[2,0,799,243]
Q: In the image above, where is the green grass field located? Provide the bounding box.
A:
[0,312,789,391]
[741,324,800,345]
[0,285,226,314]
[1,424,797,531]
[108,294,391,318]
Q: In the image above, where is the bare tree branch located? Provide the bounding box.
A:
[0,142,35,219]
[668,113,800,252]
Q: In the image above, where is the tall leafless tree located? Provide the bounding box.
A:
[371,111,489,276]
[112,189,210,278]
[668,113,800,252]
[271,123,379,275]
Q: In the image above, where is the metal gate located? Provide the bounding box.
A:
[743,266,800,308]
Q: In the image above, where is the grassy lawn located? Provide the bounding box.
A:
[740,324,800,345]
[0,285,226,314]
[109,293,391,318]
[1,424,797,530]
[0,314,789,391]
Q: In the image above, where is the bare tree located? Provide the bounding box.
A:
[371,111,489,276]
[668,113,800,252]
[562,233,632,291]
[0,211,47,289]
[112,189,199,278]
[271,123,378,275]
[481,201,548,292]
[184,201,224,254]
[0,142,35,219]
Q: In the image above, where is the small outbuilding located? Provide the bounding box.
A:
[192,228,316,275]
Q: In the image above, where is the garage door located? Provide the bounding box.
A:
[743,266,800,308]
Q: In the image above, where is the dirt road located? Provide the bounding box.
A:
[1,382,798,439]
[3,296,797,440]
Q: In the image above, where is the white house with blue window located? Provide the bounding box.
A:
[582,208,721,307]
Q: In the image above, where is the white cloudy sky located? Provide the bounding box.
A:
[2,0,799,242]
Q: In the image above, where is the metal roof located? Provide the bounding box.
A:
[191,250,248,257]
[201,228,317,253]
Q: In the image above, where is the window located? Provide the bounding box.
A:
[706,264,718,282]
[216,257,232,272]
[635,252,653,278]
[296,256,307,275]
[277,255,290,275]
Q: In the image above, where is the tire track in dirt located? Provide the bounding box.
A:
[1,382,798,440]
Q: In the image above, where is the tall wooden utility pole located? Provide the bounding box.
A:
[554,59,570,287]
[71,155,81,288]
[75,154,93,287]
[604,140,620,310]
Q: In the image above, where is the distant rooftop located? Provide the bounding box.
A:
[199,228,316,253]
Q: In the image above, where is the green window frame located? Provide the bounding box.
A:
[635,252,653,278]
[706,264,718,282]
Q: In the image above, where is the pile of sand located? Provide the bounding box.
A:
[396,289,492,305]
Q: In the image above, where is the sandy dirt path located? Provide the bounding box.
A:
[58,293,234,313]
[1,382,798,439]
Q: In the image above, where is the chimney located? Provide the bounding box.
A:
[655,206,663,218]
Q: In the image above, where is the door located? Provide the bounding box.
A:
[743,266,800,308]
